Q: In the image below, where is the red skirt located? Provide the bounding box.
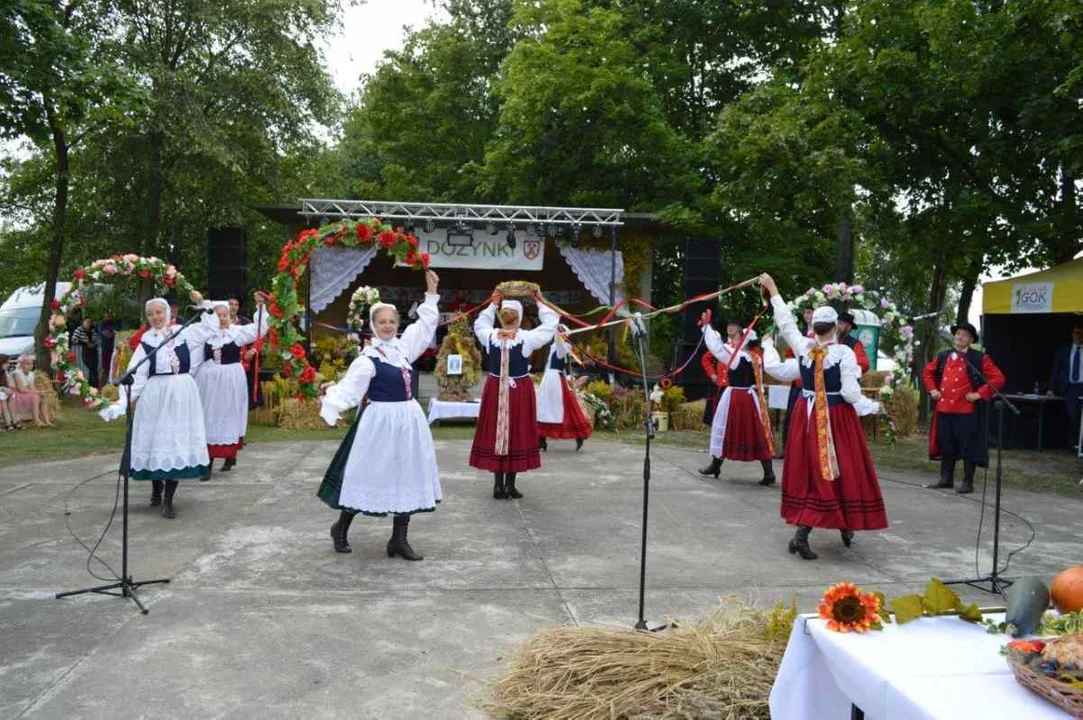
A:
[470,375,542,473]
[538,379,593,440]
[712,389,773,462]
[208,439,244,460]
[780,398,888,531]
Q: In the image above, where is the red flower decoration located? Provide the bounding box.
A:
[57,371,66,383]
[378,230,397,248]
[289,343,306,360]
[139,270,151,279]
[67,351,76,362]
[407,234,419,248]
[277,256,290,272]
[50,299,60,310]
[45,337,56,349]
[818,582,882,633]
[164,276,175,287]
[356,224,373,243]
[406,250,417,266]
[281,362,293,378]
[297,228,319,243]
[421,252,431,268]
[300,365,316,384]
[73,268,86,280]
[324,236,336,246]
[268,302,284,319]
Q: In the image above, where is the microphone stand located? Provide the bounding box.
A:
[630,314,665,632]
[944,351,1021,597]
[56,306,210,614]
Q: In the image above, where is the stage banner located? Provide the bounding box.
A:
[1010,282,1054,313]
[418,229,545,271]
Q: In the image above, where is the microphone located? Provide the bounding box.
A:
[910,311,941,321]
[191,305,215,315]
[630,312,648,338]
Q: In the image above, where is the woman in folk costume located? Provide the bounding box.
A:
[193,292,269,478]
[318,270,442,561]
[759,274,887,560]
[100,292,220,519]
[537,325,592,451]
[469,292,559,500]
[697,314,778,486]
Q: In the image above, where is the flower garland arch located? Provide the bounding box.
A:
[47,255,196,412]
[267,218,430,398]
[786,282,915,388]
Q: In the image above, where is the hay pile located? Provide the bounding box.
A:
[488,599,795,720]
[671,400,708,432]
[277,398,341,430]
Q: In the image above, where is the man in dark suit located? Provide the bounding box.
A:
[1052,318,1083,448]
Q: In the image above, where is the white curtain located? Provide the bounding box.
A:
[310,245,379,313]
[559,245,625,305]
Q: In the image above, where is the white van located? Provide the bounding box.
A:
[0,283,72,359]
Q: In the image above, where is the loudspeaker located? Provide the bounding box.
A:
[678,237,722,401]
[207,227,247,304]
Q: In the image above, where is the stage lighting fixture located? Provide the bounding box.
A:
[593,224,603,238]
[486,221,498,235]
[446,221,475,247]
[506,224,517,250]
[424,219,436,234]
[571,223,582,248]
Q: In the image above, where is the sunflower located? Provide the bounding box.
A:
[818,582,882,633]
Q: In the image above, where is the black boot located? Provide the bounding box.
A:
[149,480,163,507]
[387,515,423,561]
[222,456,236,472]
[506,472,523,499]
[161,480,178,519]
[840,529,854,548]
[330,510,355,553]
[925,458,955,489]
[539,436,548,452]
[493,472,506,499]
[698,456,722,478]
[200,460,214,482]
[788,525,818,560]
[758,459,777,486]
[957,461,975,494]
[575,437,584,451]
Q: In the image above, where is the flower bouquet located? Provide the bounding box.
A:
[346,285,381,333]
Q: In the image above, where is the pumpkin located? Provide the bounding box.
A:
[1051,567,1083,614]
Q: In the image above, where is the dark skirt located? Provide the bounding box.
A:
[470,375,542,473]
[538,379,593,440]
[317,407,361,513]
[712,389,773,462]
[780,398,888,531]
[929,406,990,467]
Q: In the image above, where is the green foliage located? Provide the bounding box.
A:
[662,386,686,414]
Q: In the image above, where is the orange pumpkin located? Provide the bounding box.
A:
[1051,567,1083,614]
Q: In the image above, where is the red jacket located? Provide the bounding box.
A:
[923,350,1005,415]
[700,351,729,387]
[840,335,871,374]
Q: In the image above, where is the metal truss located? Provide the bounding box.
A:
[299,198,624,227]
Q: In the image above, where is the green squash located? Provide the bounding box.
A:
[1005,576,1050,637]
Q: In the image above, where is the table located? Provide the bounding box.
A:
[427,398,481,424]
[769,613,1071,719]
[1002,394,1063,451]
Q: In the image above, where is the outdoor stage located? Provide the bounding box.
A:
[1,438,1079,718]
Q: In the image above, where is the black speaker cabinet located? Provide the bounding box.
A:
[207,227,247,302]
[678,237,722,400]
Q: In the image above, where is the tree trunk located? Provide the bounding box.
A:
[34,98,70,374]
[955,254,983,326]
[1053,168,1079,265]
[833,215,854,283]
[141,129,165,301]
[915,261,948,428]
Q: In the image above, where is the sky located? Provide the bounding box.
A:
[324,0,446,96]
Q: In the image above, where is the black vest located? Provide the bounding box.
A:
[141,341,191,376]
[204,341,242,365]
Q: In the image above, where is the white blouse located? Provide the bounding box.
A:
[203,306,268,350]
[474,301,559,357]
[702,325,751,370]
[320,293,440,424]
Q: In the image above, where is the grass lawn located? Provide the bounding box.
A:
[4,405,1081,497]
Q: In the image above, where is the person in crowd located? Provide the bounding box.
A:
[193,293,269,477]
[10,355,55,427]
[100,292,221,519]
[697,316,777,486]
[0,355,21,431]
[98,311,121,386]
[72,317,100,388]
[1051,318,1083,449]
[537,325,592,451]
[317,270,443,561]
[761,274,888,560]
[836,311,871,374]
[923,321,1006,494]
[228,295,252,326]
[470,292,558,500]
[700,319,740,425]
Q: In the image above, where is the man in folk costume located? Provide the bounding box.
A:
[697,313,778,486]
[923,321,1006,494]
[699,319,740,426]
[537,325,592,451]
[760,274,888,560]
[192,293,269,478]
[317,270,443,561]
[836,311,871,374]
[470,292,558,500]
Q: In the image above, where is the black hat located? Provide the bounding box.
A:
[838,311,855,324]
[950,322,979,341]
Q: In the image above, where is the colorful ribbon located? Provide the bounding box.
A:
[808,346,840,482]
[495,342,511,456]
[750,349,777,456]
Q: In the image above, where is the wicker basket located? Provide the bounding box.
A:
[495,280,540,297]
[1006,652,1083,718]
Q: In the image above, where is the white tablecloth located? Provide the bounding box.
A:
[769,613,1070,719]
[768,384,792,410]
[427,398,481,424]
